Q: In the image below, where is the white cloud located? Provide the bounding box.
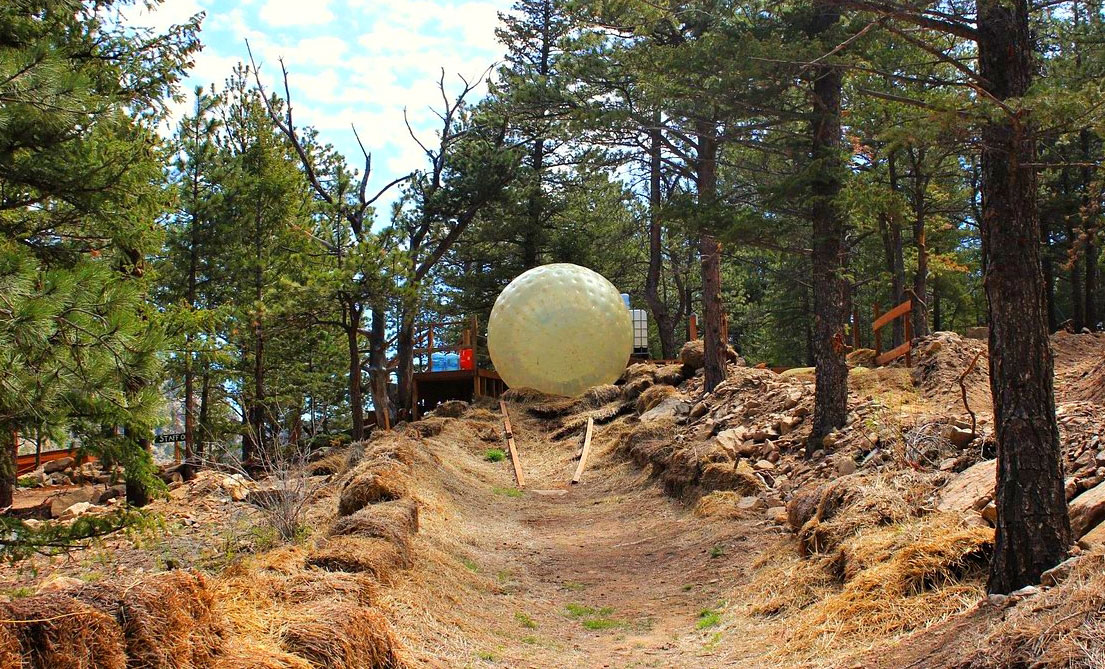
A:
[258,0,334,27]
[126,0,207,32]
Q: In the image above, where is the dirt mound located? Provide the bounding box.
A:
[1053,331,1105,404]
[910,331,990,417]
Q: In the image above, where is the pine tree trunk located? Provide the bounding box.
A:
[198,367,210,455]
[646,119,677,359]
[910,152,931,338]
[346,302,365,442]
[396,309,416,418]
[695,120,726,392]
[369,308,392,429]
[0,429,15,509]
[1083,130,1099,330]
[1068,219,1085,331]
[881,151,905,347]
[807,2,848,454]
[978,0,1071,594]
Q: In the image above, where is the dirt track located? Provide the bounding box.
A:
[384,412,778,668]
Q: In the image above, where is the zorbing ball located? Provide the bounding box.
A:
[488,263,632,397]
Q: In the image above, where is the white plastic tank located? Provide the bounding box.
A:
[631,309,649,354]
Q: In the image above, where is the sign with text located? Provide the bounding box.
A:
[154,432,186,444]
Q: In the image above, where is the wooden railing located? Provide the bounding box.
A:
[873,299,913,366]
[413,314,481,372]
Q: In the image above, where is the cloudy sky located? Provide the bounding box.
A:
[130,0,511,211]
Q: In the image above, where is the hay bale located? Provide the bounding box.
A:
[432,400,467,418]
[338,463,408,516]
[306,536,409,579]
[1,593,127,669]
[329,499,419,543]
[527,396,579,418]
[582,384,621,406]
[0,624,19,669]
[654,364,687,386]
[281,600,403,669]
[798,477,914,556]
[700,460,765,495]
[70,570,224,669]
[308,451,349,477]
[621,375,654,401]
[214,643,312,669]
[636,384,677,415]
[280,573,377,607]
[500,387,555,404]
[406,418,446,438]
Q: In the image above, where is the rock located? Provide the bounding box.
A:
[820,431,839,449]
[57,501,92,521]
[95,485,126,504]
[434,400,468,418]
[1068,480,1105,538]
[753,459,775,471]
[1066,476,1080,501]
[36,576,84,594]
[981,501,997,524]
[987,593,1009,608]
[1040,556,1081,587]
[781,391,803,411]
[777,416,802,435]
[963,513,990,529]
[939,457,958,472]
[1074,449,1096,472]
[736,496,767,513]
[936,459,996,513]
[834,456,857,476]
[766,506,786,523]
[43,457,74,474]
[943,426,976,449]
[689,401,709,419]
[49,487,96,518]
[1078,518,1105,550]
[738,441,758,458]
[1095,451,1105,468]
[221,474,252,502]
[679,340,706,370]
[1010,585,1040,598]
[846,348,878,368]
[639,396,689,423]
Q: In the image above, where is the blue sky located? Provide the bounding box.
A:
[130,0,512,213]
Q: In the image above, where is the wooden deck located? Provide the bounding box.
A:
[412,368,507,420]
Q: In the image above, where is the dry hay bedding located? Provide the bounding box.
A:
[0,593,127,669]
[337,462,410,517]
[306,535,410,579]
[280,600,403,669]
[329,498,419,541]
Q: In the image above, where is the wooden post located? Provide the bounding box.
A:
[689,313,699,341]
[499,400,525,487]
[904,301,914,367]
[571,417,595,485]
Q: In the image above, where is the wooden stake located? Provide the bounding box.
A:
[499,400,525,488]
[571,417,595,485]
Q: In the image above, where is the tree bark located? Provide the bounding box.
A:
[346,300,365,441]
[909,149,931,338]
[879,151,906,347]
[807,1,848,454]
[695,119,726,392]
[978,0,1071,594]
[1082,129,1099,329]
[0,429,15,509]
[396,308,417,418]
[369,308,392,429]
[645,118,677,359]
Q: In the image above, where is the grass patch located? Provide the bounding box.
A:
[682,583,694,591]
[462,557,480,572]
[697,608,721,629]
[562,581,586,591]
[484,448,506,462]
[515,612,537,629]
[709,544,726,559]
[493,486,523,498]
[476,650,495,661]
[521,635,538,645]
[582,617,623,630]
[566,603,622,630]
[565,603,595,618]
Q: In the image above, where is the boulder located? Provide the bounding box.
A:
[43,457,74,474]
[49,487,96,518]
[680,340,706,370]
[1078,518,1105,549]
[736,496,767,513]
[639,396,689,423]
[95,485,126,504]
[57,501,92,521]
[935,459,996,513]
[1040,556,1081,587]
[1069,480,1105,538]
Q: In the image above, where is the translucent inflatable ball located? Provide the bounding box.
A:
[488,263,633,397]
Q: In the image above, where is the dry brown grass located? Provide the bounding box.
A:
[306,536,409,579]
[330,499,419,541]
[338,463,409,516]
[636,384,677,414]
[0,625,19,669]
[70,570,224,669]
[281,600,404,669]
[308,451,350,477]
[694,490,756,518]
[0,592,127,669]
[966,553,1105,668]
[213,643,311,669]
[739,512,991,665]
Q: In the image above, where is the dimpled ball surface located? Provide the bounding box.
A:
[488,263,632,397]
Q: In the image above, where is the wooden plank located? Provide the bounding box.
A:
[876,341,912,366]
[872,299,912,332]
[499,400,525,488]
[571,417,595,485]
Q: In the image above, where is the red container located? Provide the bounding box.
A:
[459,348,475,370]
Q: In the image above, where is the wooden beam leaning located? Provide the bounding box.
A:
[499,399,526,488]
[571,417,595,485]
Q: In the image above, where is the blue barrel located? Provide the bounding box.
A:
[430,351,446,371]
[445,352,461,371]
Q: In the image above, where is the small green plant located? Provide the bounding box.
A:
[514,611,537,629]
[476,650,495,661]
[493,486,523,498]
[5,586,33,598]
[682,583,693,592]
[709,544,726,559]
[484,448,506,462]
[462,557,480,572]
[521,635,538,645]
[566,603,621,630]
[697,608,721,629]
[582,617,623,630]
[562,581,586,591]
[565,603,595,617]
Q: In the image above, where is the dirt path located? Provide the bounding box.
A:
[384,413,778,668]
